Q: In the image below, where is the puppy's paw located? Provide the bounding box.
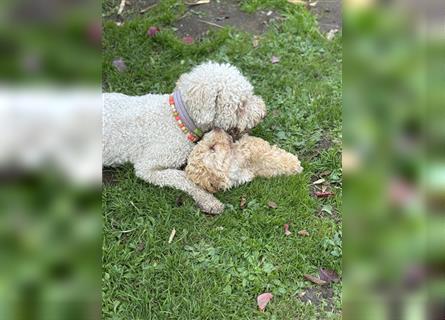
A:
[198,200,225,215]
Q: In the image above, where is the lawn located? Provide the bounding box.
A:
[102,0,342,319]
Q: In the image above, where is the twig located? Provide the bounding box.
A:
[168,228,176,244]
[177,11,191,21]
[198,19,224,28]
[117,0,126,15]
[185,0,210,5]
[120,228,137,234]
[140,3,157,14]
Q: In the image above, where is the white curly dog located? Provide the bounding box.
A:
[103,62,266,214]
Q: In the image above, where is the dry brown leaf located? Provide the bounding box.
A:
[240,196,247,209]
[287,0,306,4]
[319,268,340,283]
[268,201,278,209]
[304,274,327,285]
[315,191,334,198]
[298,229,310,237]
[168,228,176,244]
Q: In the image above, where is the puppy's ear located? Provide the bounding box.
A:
[185,158,228,193]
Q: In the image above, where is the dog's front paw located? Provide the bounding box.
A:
[198,200,225,215]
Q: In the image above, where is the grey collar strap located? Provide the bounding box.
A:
[172,90,203,139]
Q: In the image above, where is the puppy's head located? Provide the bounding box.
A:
[185,129,233,193]
[175,62,266,134]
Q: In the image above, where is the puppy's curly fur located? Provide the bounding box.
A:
[185,129,303,193]
[103,62,266,214]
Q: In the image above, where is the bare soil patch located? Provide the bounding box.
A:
[174,1,282,39]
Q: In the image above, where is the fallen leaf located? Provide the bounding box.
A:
[168,228,176,244]
[308,1,318,7]
[257,292,273,312]
[326,28,339,41]
[112,58,127,72]
[266,10,273,16]
[268,201,278,209]
[315,191,334,198]
[240,196,247,209]
[287,0,305,4]
[319,268,340,283]
[304,274,327,285]
[312,178,325,185]
[147,26,160,37]
[271,55,280,64]
[298,229,310,237]
[284,224,292,236]
[182,35,194,44]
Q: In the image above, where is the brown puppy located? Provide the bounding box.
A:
[185,129,303,193]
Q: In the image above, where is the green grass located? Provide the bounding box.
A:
[103,1,342,319]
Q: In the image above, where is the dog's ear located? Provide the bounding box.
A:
[176,62,262,132]
[236,95,267,132]
[185,156,228,193]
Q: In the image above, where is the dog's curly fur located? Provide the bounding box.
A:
[103,62,266,214]
[185,129,303,193]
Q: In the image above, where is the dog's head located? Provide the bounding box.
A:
[185,128,233,193]
[175,62,266,136]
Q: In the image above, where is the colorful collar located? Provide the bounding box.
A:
[169,91,203,142]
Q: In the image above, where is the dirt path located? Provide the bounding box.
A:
[174,0,282,38]
[309,0,342,32]
[104,0,341,36]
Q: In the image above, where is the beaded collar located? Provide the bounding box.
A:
[169,91,203,143]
